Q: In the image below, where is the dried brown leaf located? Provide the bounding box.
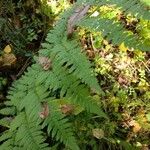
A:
[39,102,49,119]
[60,104,74,115]
[2,53,17,66]
[129,120,141,133]
[38,56,52,71]
[67,4,90,38]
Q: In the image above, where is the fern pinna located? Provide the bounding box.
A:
[0,0,149,150]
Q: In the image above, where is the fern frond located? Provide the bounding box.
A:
[41,32,100,92]
[68,84,107,117]
[106,0,150,20]
[84,0,150,19]
[0,131,13,143]
[40,59,106,116]
[0,1,127,149]
[42,103,79,150]
[9,112,49,150]
[77,17,149,51]
[0,118,11,127]
[0,139,14,150]
[0,107,15,115]
[0,130,16,150]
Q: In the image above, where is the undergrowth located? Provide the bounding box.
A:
[0,0,150,150]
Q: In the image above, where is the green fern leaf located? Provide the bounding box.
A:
[0,107,15,115]
[42,104,79,150]
[78,17,149,51]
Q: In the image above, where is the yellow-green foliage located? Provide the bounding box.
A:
[0,0,150,150]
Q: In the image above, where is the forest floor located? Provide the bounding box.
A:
[0,0,150,149]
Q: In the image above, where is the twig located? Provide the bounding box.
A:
[16,58,31,78]
[142,60,150,73]
[90,33,98,52]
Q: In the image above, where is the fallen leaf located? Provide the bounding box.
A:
[132,123,141,133]
[92,128,104,139]
[12,16,21,28]
[103,40,109,46]
[86,49,95,59]
[3,45,12,54]
[129,120,141,133]
[119,42,128,52]
[142,145,149,150]
[38,56,52,71]
[118,75,128,85]
[2,53,16,66]
[39,102,49,119]
[67,4,90,38]
[60,104,74,115]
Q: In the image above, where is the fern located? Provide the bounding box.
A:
[84,0,150,19]
[0,0,149,150]
[78,17,149,51]
[42,101,79,150]
[106,0,150,20]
